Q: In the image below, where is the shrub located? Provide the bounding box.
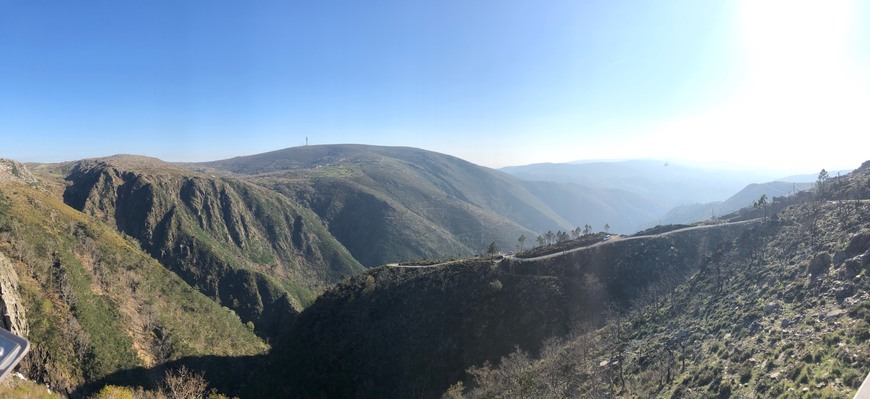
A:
[0,377,63,399]
[842,368,863,389]
[738,362,753,383]
[717,381,732,398]
[91,386,135,399]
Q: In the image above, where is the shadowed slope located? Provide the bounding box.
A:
[257,221,753,398]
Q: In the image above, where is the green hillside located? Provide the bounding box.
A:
[200,145,585,266]
[0,173,265,396]
[58,156,363,337]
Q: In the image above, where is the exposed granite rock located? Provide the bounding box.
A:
[0,252,27,337]
[0,159,37,186]
[846,233,870,257]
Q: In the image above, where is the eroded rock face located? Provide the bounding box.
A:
[0,159,37,186]
[0,252,28,337]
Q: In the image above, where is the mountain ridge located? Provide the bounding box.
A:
[58,157,364,337]
[662,180,815,225]
[197,145,583,265]
[0,173,266,395]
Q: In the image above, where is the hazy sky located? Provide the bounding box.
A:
[1,1,868,173]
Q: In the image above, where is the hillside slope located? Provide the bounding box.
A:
[452,162,870,398]
[258,161,870,399]
[58,156,363,337]
[522,180,669,233]
[0,161,266,395]
[255,220,755,398]
[199,145,575,266]
[663,181,814,225]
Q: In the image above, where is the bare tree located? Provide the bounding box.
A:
[162,365,209,399]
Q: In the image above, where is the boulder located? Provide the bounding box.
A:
[808,252,832,276]
[845,233,870,257]
[823,309,845,320]
[749,320,762,334]
[842,256,864,280]
[832,251,847,267]
[834,282,855,301]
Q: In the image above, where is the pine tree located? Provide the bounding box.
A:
[487,242,498,259]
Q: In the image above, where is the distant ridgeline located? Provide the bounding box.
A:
[0,149,866,398]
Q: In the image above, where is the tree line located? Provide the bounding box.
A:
[519,224,611,252]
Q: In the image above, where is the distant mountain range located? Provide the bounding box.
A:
[195,145,669,264]
[501,160,782,206]
[2,145,865,398]
[661,180,815,224]
[500,160,842,228]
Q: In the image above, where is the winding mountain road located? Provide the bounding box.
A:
[516,218,760,262]
[386,218,761,269]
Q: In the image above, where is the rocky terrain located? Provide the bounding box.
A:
[447,163,870,398]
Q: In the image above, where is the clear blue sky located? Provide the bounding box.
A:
[1,0,868,173]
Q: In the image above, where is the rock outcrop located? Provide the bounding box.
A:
[61,157,364,337]
[0,159,37,186]
[0,252,27,337]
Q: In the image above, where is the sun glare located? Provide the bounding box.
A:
[637,0,869,171]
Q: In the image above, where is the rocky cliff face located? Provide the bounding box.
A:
[0,160,31,337]
[61,158,363,337]
[0,252,27,337]
[0,176,266,395]
[0,159,38,186]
